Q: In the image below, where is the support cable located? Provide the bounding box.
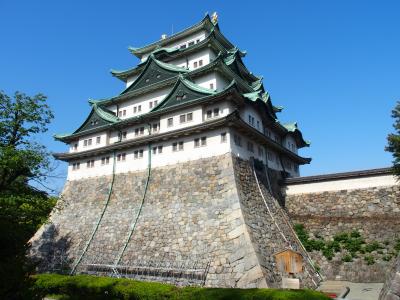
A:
[251,160,320,287]
[70,150,117,275]
[114,142,152,266]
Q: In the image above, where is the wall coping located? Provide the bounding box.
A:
[284,167,394,185]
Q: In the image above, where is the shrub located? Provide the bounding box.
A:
[342,254,353,262]
[33,274,331,300]
[364,255,375,265]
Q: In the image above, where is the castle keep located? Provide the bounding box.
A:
[30,14,323,288]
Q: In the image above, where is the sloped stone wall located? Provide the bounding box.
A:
[379,254,400,299]
[30,153,318,288]
[286,185,400,282]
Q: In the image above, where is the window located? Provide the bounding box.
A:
[83,140,88,147]
[201,136,207,146]
[210,83,214,90]
[213,108,219,117]
[123,110,126,116]
[154,100,158,106]
[188,41,195,46]
[72,162,80,170]
[196,39,200,43]
[158,146,163,153]
[135,128,139,136]
[86,160,94,168]
[149,102,153,108]
[198,59,203,67]
[267,151,274,161]
[187,112,193,122]
[88,139,92,146]
[258,146,264,157]
[96,136,101,144]
[122,131,127,140]
[167,118,173,127]
[220,132,227,143]
[206,110,212,119]
[178,141,184,150]
[152,147,157,154]
[117,153,126,161]
[101,156,110,165]
[134,107,137,113]
[180,44,187,49]
[172,142,178,152]
[193,61,198,68]
[248,115,255,126]
[194,138,200,148]
[234,134,242,147]
[180,114,186,123]
[118,111,122,117]
[138,105,141,112]
[139,127,144,135]
[256,120,260,129]
[73,143,78,150]
[247,141,254,152]
[152,123,159,133]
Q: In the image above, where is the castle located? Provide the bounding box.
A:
[30,14,400,291]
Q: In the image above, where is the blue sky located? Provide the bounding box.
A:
[1,1,399,193]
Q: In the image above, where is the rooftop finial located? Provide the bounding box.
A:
[211,12,218,24]
[161,34,167,40]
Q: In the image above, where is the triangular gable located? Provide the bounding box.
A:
[152,76,216,111]
[121,55,188,94]
[73,104,119,134]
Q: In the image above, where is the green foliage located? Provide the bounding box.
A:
[395,239,400,253]
[32,274,331,300]
[0,90,56,299]
[342,254,353,262]
[364,255,375,265]
[383,255,392,262]
[364,242,382,253]
[386,101,400,177]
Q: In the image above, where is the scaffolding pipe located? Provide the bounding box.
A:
[70,150,117,275]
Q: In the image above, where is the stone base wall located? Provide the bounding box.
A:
[379,254,400,300]
[30,154,318,288]
[286,185,400,282]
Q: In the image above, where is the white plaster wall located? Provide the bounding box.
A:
[285,174,398,195]
[66,128,231,180]
[240,105,264,134]
[69,131,108,153]
[168,48,217,70]
[107,87,170,119]
[140,31,207,62]
[159,105,202,133]
[229,129,267,165]
[126,74,139,88]
[284,135,298,154]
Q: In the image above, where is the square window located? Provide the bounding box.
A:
[154,100,158,106]
[140,127,144,135]
[118,111,122,117]
[123,110,126,116]
[138,105,141,112]
[87,160,91,168]
[180,44,187,49]
[135,128,139,136]
[88,139,92,146]
[139,150,143,158]
[193,61,198,68]
[213,108,219,117]
[206,110,212,119]
[199,59,203,67]
[117,154,121,161]
[180,114,186,123]
[96,136,101,144]
[122,131,127,139]
[83,140,88,146]
[158,146,163,153]
[201,136,207,146]
[122,153,126,161]
[101,157,105,165]
[194,138,200,148]
[77,162,80,169]
[234,134,242,147]
[188,41,195,46]
[149,102,153,108]
[221,132,227,143]
[134,150,138,159]
[172,142,178,152]
[187,112,193,121]
[210,83,214,90]
[178,141,184,150]
[247,142,254,152]
[196,39,200,43]
[152,147,157,154]
[152,123,159,132]
[167,118,173,127]
[134,107,137,113]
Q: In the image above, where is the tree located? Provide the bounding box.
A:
[386,101,400,178]
[0,90,56,299]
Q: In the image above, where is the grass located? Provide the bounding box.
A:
[32,274,330,300]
